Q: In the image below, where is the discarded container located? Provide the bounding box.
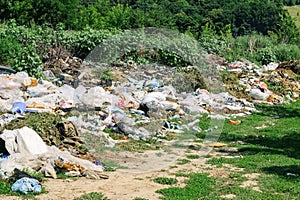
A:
[11,177,42,194]
[11,102,26,114]
[207,142,227,147]
[228,120,241,125]
[130,109,145,115]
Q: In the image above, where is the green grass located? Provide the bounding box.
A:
[156,173,214,200]
[185,154,200,159]
[74,192,109,200]
[176,159,191,165]
[157,100,300,199]
[203,100,300,199]
[285,5,300,28]
[56,173,79,180]
[116,140,160,153]
[153,177,178,185]
[101,160,127,170]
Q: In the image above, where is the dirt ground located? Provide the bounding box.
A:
[0,142,258,200]
[0,143,205,200]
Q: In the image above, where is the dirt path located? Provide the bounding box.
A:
[39,147,208,200]
[0,143,249,200]
[0,143,206,200]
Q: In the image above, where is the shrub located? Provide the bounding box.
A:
[256,47,277,65]
[275,44,300,62]
[11,45,43,78]
[0,35,22,65]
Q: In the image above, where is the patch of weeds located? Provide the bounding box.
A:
[74,192,110,200]
[172,142,187,149]
[206,158,223,168]
[203,154,212,158]
[5,113,63,145]
[259,173,300,197]
[185,149,192,153]
[153,177,178,185]
[116,140,159,153]
[157,132,180,141]
[193,139,203,143]
[227,173,247,184]
[156,173,214,200]
[218,186,289,199]
[194,132,206,139]
[177,159,191,165]
[133,198,149,200]
[169,166,178,169]
[198,113,211,131]
[102,160,127,170]
[173,171,189,177]
[103,128,125,140]
[186,154,200,159]
[161,146,177,155]
[156,152,163,157]
[92,67,113,85]
[22,168,45,182]
[56,173,78,181]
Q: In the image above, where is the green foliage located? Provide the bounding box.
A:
[156,173,214,200]
[22,168,45,182]
[177,159,191,165]
[185,154,200,159]
[74,192,110,200]
[0,180,13,195]
[198,23,231,55]
[0,0,298,41]
[0,1,299,77]
[153,177,178,185]
[275,43,300,61]
[60,27,112,58]
[256,47,277,65]
[285,5,300,28]
[11,45,43,78]
[116,140,159,153]
[92,68,113,81]
[0,35,22,65]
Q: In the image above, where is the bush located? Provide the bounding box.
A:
[256,47,277,65]
[0,35,22,65]
[275,44,300,62]
[11,45,43,78]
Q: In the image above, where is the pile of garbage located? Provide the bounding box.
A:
[0,56,299,195]
[224,59,300,103]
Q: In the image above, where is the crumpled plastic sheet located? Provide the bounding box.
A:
[11,177,42,194]
[0,168,8,179]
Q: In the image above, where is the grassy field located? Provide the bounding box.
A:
[285,5,300,28]
[155,100,300,200]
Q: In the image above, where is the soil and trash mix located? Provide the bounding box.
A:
[0,54,299,195]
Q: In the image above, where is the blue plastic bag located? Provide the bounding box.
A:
[11,177,42,194]
[11,102,26,114]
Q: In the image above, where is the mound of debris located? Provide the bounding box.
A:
[0,55,299,194]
